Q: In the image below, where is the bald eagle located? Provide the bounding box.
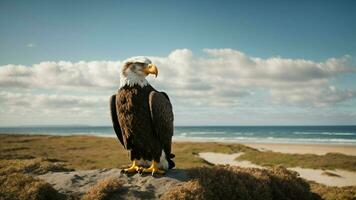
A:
[110,56,175,175]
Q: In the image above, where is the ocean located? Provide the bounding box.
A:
[1,125,356,145]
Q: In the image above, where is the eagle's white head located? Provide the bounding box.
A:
[119,56,158,88]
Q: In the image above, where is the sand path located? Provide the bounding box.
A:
[199,152,356,187]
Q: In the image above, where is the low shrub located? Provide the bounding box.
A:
[161,166,321,200]
[81,176,124,200]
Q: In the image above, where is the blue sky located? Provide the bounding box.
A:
[0,0,356,126]
[1,0,355,64]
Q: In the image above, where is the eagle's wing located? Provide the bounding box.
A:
[149,91,174,157]
[110,94,125,147]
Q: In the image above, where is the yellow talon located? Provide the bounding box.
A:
[142,160,165,175]
[122,159,141,173]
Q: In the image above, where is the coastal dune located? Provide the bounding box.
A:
[1,134,356,200]
[199,152,356,187]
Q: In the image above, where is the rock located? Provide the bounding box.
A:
[36,168,188,199]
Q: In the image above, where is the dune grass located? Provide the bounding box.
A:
[309,182,356,200]
[0,158,72,200]
[0,158,355,200]
[0,134,254,169]
[161,166,321,200]
[162,166,356,200]
[0,158,73,176]
[0,172,63,200]
[0,134,130,170]
[81,176,124,200]
[237,151,356,172]
[1,134,356,200]
[2,134,356,172]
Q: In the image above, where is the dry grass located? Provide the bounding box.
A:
[161,166,321,200]
[0,158,73,175]
[0,172,63,200]
[81,176,124,200]
[0,134,254,169]
[160,180,204,200]
[310,182,356,200]
[0,134,128,170]
[1,134,356,200]
[0,158,71,200]
[237,151,356,172]
[2,134,356,172]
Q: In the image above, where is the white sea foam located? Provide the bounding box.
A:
[2,126,356,145]
[293,132,355,136]
[187,131,226,135]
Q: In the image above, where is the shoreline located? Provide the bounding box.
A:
[172,137,356,146]
[2,132,356,146]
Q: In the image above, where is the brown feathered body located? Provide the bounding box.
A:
[117,84,160,161]
[110,84,175,168]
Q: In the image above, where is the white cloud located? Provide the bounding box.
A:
[0,91,107,111]
[0,61,121,90]
[0,48,355,125]
[150,48,355,107]
[270,86,356,107]
[0,91,109,125]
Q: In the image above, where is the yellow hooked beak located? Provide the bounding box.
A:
[143,64,158,77]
